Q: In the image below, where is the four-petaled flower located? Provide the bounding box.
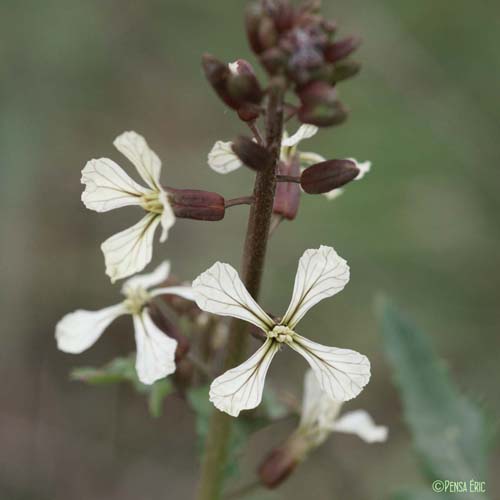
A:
[207,124,371,200]
[82,131,176,282]
[298,369,387,449]
[55,261,194,385]
[192,245,371,417]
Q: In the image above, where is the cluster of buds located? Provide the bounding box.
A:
[202,1,361,127]
[202,55,264,122]
[246,0,361,126]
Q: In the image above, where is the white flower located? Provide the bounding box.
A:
[299,369,387,448]
[82,131,176,282]
[55,262,194,385]
[192,246,371,417]
[207,126,371,200]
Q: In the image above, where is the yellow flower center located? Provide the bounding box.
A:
[123,287,151,315]
[269,325,295,343]
[141,192,164,214]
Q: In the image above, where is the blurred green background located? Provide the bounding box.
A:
[1,1,499,499]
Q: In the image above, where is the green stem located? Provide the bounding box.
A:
[196,78,285,500]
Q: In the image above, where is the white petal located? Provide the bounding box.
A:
[114,131,162,190]
[55,303,127,354]
[158,190,175,243]
[300,369,342,428]
[151,286,196,301]
[209,338,280,417]
[193,262,274,331]
[81,158,147,212]
[347,158,372,180]
[299,151,326,166]
[282,246,350,329]
[207,140,242,174]
[333,410,388,443]
[133,309,177,385]
[289,334,370,401]
[122,261,171,295]
[101,213,161,283]
[282,124,318,147]
[323,188,344,201]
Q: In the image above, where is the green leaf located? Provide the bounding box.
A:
[377,297,489,498]
[71,354,173,417]
[71,356,138,386]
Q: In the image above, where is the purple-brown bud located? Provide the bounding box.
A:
[231,136,272,172]
[237,103,261,122]
[227,60,263,105]
[329,60,361,83]
[324,36,361,63]
[245,3,266,54]
[258,446,299,489]
[167,188,225,221]
[301,159,359,194]
[298,80,337,106]
[268,0,296,33]
[202,54,239,109]
[258,16,279,51]
[259,47,288,75]
[202,54,263,111]
[273,156,301,220]
[298,99,348,127]
[258,434,310,489]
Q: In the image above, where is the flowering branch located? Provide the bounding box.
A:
[196,78,285,500]
[55,1,379,498]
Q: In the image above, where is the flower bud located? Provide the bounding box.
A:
[301,159,359,194]
[298,80,337,106]
[227,60,263,105]
[258,434,309,489]
[258,16,279,51]
[202,53,239,109]
[268,0,296,32]
[273,156,301,220]
[259,47,288,75]
[330,60,361,83]
[237,103,261,122]
[298,99,348,127]
[167,188,225,221]
[324,36,361,63]
[245,2,266,54]
[258,446,299,489]
[231,136,273,172]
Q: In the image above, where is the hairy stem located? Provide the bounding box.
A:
[196,78,285,500]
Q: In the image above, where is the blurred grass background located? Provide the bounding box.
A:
[1,1,499,499]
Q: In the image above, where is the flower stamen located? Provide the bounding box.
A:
[269,325,296,344]
[140,192,164,214]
